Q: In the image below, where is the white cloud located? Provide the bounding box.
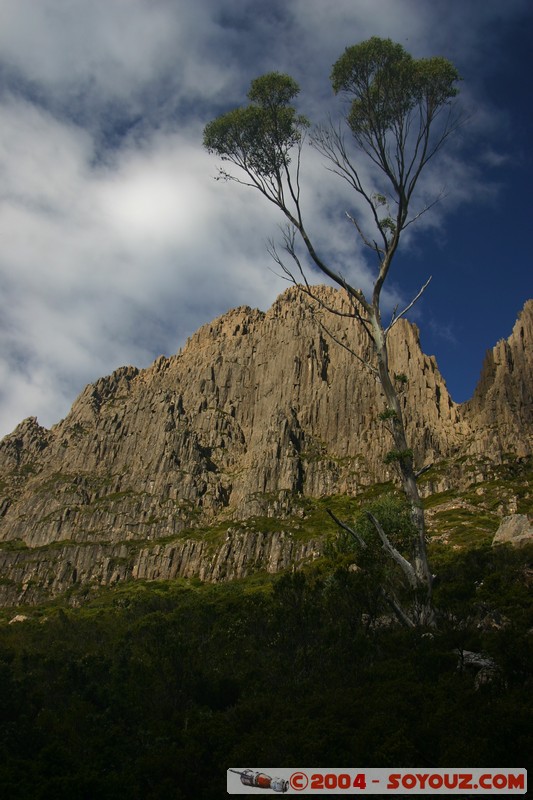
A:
[478,148,512,169]
[429,317,459,346]
[0,98,290,435]
[0,0,235,106]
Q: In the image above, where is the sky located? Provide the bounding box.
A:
[0,0,532,439]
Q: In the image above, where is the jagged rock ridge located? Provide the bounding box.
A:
[463,300,533,458]
[0,287,531,604]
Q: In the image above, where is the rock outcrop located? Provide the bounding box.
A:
[0,287,531,603]
[462,300,533,458]
[492,514,533,547]
[0,529,320,606]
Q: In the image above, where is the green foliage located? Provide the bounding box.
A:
[248,72,300,108]
[433,543,533,644]
[0,538,28,552]
[331,37,411,94]
[0,544,530,797]
[203,72,309,179]
[326,492,415,569]
[361,494,416,552]
[1,457,530,794]
[379,216,396,236]
[378,407,398,422]
[324,493,426,623]
[384,447,413,465]
[331,37,459,142]
[394,372,409,384]
[372,192,387,206]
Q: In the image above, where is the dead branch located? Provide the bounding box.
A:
[402,190,447,231]
[312,314,378,375]
[415,463,433,479]
[267,231,377,374]
[346,211,384,258]
[380,588,416,628]
[366,511,418,589]
[386,277,432,334]
[326,509,367,549]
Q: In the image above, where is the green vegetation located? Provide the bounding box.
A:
[0,455,531,795]
[384,448,413,465]
[0,538,29,552]
[0,541,530,799]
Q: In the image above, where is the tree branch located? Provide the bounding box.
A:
[366,511,418,589]
[402,191,447,231]
[326,509,367,549]
[346,211,384,259]
[380,588,416,628]
[386,277,432,334]
[267,229,377,372]
[415,463,433,479]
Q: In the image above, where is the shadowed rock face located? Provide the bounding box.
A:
[0,287,531,603]
[0,530,321,606]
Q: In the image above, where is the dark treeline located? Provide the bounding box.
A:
[0,543,531,799]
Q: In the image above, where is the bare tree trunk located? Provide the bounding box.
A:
[370,312,434,616]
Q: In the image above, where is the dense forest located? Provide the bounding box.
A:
[0,531,531,799]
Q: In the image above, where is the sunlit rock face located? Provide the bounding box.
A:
[461,299,533,459]
[0,287,531,603]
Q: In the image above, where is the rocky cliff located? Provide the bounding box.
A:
[462,300,533,458]
[0,288,531,604]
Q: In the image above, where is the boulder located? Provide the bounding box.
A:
[492,514,533,547]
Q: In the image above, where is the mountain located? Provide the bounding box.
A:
[0,287,531,605]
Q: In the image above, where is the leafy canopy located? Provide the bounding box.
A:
[332,37,459,126]
[333,494,416,562]
[203,72,309,179]
[330,37,460,194]
[203,38,460,243]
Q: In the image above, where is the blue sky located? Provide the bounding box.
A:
[0,0,531,438]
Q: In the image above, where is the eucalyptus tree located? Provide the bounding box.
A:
[203,38,462,625]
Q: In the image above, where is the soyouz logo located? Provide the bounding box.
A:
[228,770,289,793]
[227,768,527,794]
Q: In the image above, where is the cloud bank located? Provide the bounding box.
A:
[0,0,530,435]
